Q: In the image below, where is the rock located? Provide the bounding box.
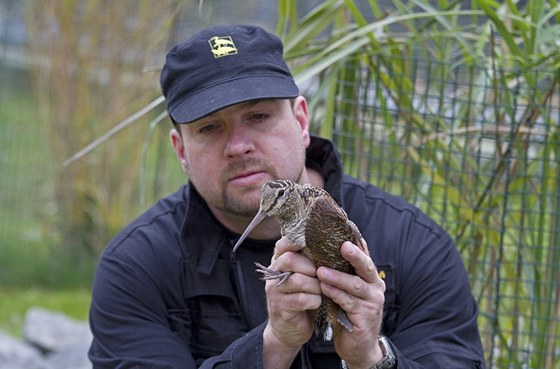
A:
[0,330,48,369]
[20,306,93,368]
[23,307,92,353]
[45,340,92,369]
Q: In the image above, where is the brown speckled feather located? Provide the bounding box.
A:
[232,180,367,340]
[303,194,365,337]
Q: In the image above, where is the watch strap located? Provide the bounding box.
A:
[341,335,397,369]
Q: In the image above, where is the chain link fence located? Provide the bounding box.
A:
[327,55,559,368]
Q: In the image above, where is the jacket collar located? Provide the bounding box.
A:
[306,135,344,206]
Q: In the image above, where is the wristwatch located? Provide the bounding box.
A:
[341,335,397,369]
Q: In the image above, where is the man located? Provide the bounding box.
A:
[89,24,486,368]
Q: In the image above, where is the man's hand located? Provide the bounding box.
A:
[317,240,386,369]
[262,236,322,368]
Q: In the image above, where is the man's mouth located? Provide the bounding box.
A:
[228,170,269,186]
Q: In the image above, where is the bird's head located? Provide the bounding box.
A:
[232,179,301,252]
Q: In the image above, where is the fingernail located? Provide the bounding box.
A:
[347,242,356,256]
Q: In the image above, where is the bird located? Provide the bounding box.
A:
[232,179,368,340]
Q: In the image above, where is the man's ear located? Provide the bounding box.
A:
[293,96,310,147]
[170,128,189,174]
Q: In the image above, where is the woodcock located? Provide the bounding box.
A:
[232,179,368,340]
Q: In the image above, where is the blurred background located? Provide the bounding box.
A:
[0,1,558,368]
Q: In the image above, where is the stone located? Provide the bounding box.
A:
[45,340,92,369]
[1,307,93,369]
[23,307,92,353]
[0,330,48,369]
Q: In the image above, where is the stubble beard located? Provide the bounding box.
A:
[219,158,277,218]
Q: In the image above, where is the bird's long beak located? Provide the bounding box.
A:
[232,208,267,252]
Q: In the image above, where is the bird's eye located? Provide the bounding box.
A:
[278,189,285,197]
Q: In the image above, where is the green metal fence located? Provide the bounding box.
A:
[325,55,559,368]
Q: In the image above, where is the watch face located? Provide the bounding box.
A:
[377,336,397,369]
[341,336,397,369]
[378,336,392,355]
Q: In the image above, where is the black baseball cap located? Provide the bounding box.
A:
[160,24,300,124]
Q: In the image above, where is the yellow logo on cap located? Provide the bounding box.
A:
[208,36,238,58]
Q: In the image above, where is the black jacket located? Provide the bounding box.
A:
[89,136,485,368]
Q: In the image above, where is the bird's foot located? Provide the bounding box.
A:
[255,262,293,287]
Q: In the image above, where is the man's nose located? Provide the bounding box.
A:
[224,123,255,157]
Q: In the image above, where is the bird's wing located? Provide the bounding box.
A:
[347,218,369,256]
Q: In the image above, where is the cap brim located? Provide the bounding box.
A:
[169,75,299,124]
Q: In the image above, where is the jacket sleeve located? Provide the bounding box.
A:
[88,242,267,369]
[89,246,196,368]
[201,323,266,369]
[345,181,486,369]
[376,222,485,368]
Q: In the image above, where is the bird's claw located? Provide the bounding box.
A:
[255,262,293,287]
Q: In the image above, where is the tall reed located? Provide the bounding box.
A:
[277,0,559,367]
[25,1,182,253]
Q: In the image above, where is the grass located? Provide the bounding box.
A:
[0,287,92,337]
[0,69,96,337]
[0,239,97,288]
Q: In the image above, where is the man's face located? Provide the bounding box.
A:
[171,97,311,220]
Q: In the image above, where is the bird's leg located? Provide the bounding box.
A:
[255,262,293,287]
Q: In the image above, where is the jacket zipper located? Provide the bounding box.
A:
[230,241,251,330]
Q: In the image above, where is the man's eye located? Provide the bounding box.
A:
[198,123,218,134]
[251,113,271,122]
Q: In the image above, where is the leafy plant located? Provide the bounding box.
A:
[276,0,559,367]
[25,1,183,253]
